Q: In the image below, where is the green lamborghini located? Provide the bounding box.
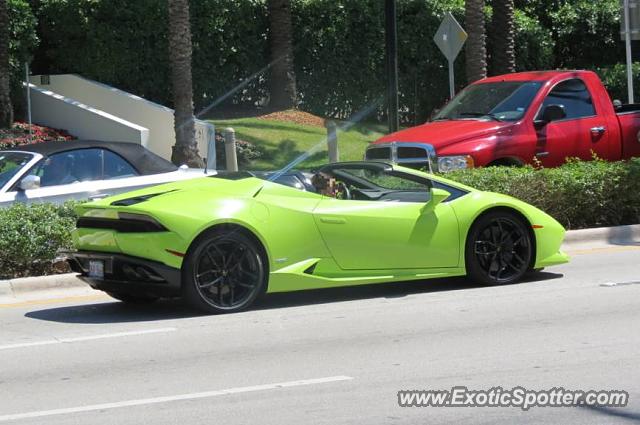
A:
[65,161,568,313]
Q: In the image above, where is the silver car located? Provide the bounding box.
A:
[0,140,212,207]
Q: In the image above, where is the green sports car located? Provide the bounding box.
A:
[65,161,568,313]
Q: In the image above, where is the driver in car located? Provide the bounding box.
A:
[311,172,348,199]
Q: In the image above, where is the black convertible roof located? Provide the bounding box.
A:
[8,140,178,175]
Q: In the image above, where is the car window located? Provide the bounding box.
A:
[103,149,137,179]
[0,152,33,189]
[312,165,431,202]
[337,168,428,191]
[539,78,595,120]
[29,148,139,187]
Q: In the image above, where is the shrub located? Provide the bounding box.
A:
[0,202,77,279]
[29,0,553,125]
[0,121,74,148]
[445,158,640,229]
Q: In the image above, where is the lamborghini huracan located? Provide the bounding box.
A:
[65,161,568,313]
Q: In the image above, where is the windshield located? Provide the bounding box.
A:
[433,81,542,122]
[0,152,33,189]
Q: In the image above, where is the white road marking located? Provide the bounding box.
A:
[0,376,354,422]
[0,327,176,351]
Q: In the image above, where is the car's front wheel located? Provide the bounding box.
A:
[182,230,267,314]
[465,211,533,285]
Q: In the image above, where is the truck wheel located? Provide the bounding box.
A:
[182,230,267,314]
[465,211,533,285]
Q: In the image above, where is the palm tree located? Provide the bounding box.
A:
[167,0,203,167]
[267,0,297,110]
[489,0,515,75]
[464,0,487,83]
[0,0,12,129]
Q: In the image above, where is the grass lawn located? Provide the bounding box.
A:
[208,117,387,171]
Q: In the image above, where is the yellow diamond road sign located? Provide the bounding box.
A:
[434,12,468,62]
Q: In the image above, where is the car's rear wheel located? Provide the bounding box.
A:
[465,211,533,285]
[182,230,267,314]
[106,292,159,304]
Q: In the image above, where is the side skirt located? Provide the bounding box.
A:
[267,258,466,293]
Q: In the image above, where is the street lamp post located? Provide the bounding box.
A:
[385,0,399,133]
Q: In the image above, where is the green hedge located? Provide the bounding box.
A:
[30,0,617,124]
[445,158,640,230]
[0,202,76,279]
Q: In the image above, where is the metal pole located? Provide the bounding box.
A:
[223,127,238,172]
[326,120,339,162]
[385,0,399,133]
[25,63,32,140]
[448,59,455,99]
[625,0,635,103]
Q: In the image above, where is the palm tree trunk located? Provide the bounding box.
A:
[464,0,487,84]
[0,0,13,129]
[168,0,203,167]
[489,0,515,75]
[268,0,297,110]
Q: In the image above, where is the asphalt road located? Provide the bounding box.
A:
[1,246,639,424]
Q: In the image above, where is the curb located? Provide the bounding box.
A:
[0,273,85,299]
[562,224,640,248]
[1,224,638,298]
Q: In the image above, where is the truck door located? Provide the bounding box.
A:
[534,78,611,166]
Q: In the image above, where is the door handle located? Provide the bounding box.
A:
[88,194,109,200]
[590,126,606,136]
[319,217,346,224]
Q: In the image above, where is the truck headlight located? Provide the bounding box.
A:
[437,155,474,173]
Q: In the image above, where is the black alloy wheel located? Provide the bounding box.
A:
[466,211,533,285]
[183,230,266,314]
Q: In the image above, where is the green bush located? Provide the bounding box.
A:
[0,202,76,279]
[445,158,640,230]
[595,62,640,103]
[30,0,555,125]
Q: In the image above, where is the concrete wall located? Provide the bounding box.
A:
[29,74,213,161]
[29,85,149,146]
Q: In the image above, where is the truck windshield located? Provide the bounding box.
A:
[433,81,542,122]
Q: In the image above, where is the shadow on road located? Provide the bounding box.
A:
[25,271,562,324]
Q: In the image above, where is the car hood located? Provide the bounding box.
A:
[373,120,513,150]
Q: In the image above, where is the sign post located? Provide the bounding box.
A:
[434,12,467,99]
[626,0,634,103]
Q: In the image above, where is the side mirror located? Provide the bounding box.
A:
[19,175,41,191]
[423,187,450,213]
[535,104,566,126]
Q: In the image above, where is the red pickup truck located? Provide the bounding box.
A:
[365,70,640,171]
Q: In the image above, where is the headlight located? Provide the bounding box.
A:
[437,155,474,172]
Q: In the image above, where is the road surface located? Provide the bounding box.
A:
[1,246,639,424]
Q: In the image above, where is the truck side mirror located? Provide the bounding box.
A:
[535,104,566,126]
[18,175,41,191]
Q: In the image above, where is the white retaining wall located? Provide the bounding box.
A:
[29,85,149,146]
[29,74,212,160]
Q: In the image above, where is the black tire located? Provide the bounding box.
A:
[106,292,159,304]
[465,210,533,286]
[182,229,267,314]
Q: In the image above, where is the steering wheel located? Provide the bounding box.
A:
[336,182,351,200]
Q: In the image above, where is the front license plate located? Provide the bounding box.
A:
[88,260,104,279]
